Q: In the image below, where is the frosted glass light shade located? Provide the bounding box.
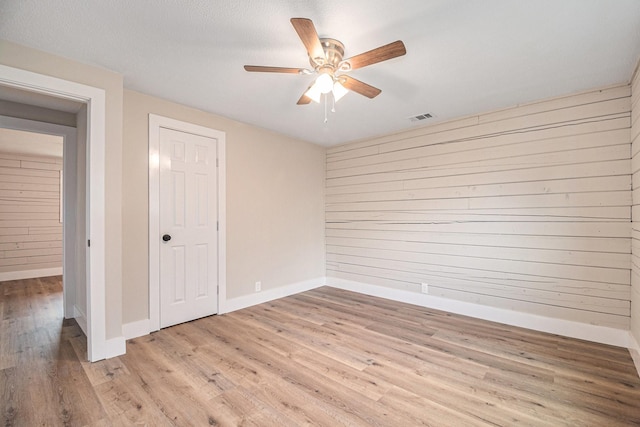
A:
[305,74,349,104]
[305,83,322,103]
[332,81,349,102]
[315,73,334,94]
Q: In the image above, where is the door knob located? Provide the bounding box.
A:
[162,234,171,242]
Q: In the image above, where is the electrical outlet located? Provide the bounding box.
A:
[421,283,429,294]
[255,281,261,292]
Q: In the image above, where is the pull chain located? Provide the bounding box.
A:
[324,94,328,123]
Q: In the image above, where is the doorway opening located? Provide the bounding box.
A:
[0,117,82,327]
[0,127,65,281]
[0,64,111,361]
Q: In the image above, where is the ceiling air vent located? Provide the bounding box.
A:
[408,113,433,122]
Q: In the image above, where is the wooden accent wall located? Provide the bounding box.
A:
[631,65,640,341]
[326,85,632,329]
[0,151,62,277]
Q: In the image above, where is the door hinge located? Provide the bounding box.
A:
[216,158,219,167]
[216,221,219,231]
[87,239,91,247]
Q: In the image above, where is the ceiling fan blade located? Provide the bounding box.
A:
[341,75,382,99]
[290,18,325,61]
[244,65,304,74]
[343,40,406,70]
[297,83,314,105]
[297,93,312,105]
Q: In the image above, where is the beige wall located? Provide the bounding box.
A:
[0,40,325,334]
[327,85,632,329]
[0,151,62,277]
[631,63,640,344]
[122,90,325,324]
[0,39,123,339]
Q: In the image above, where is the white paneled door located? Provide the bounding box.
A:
[159,128,219,328]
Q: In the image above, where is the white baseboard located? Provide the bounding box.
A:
[0,267,62,282]
[103,336,126,360]
[115,276,638,374]
[326,277,630,349]
[120,277,325,341]
[629,332,640,378]
[122,318,152,340]
[221,277,325,314]
[74,305,87,336]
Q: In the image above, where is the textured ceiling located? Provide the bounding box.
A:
[1,0,639,146]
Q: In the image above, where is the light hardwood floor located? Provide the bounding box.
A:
[1,276,640,426]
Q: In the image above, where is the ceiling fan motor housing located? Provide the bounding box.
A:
[310,38,346,72]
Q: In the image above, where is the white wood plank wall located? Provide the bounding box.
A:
[631,65,640,339]
[326,85,632,329]
[0,151,62,276]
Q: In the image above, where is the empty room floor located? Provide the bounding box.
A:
[1,277,640,426]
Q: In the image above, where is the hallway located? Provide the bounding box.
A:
[1,276,107,425]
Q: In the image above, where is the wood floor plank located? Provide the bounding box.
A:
[186,325,371,426]
[0,319,18,370]
[377,385,494,427]
[2,277,640,426]
[46,339,108,426]
[0,367,18,426]
[93,374,174,425]
[289,346,394,401]
[192,319,394,426]
[228,306,378,371]
[484,370,640,426]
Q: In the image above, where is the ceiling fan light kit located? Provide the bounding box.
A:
[332,80,349,102]
[244,17,406,119]
[314,72,334,94]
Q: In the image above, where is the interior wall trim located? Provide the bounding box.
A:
[326,277,631,349]
[629,332,640,378]
[121,277,326,340]
[0,63,111,362]
[0,267,62,282]
[103,336,126,360]
[122,318,152,341]
[222,277,325,314]
[73,304,87,335]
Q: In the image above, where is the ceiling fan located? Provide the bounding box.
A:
[244,18,406,106]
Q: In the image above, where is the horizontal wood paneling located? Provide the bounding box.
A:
[326,228,630,253]
[327,160,631,195]
[326,246,629,285]
[0,166,59,178]
[327,142,630,187]
[0,151,62,276]
[326,207,630,223]
[631,63,640,344]
[327,85,632,329]
[327,176,631,204]
[328,86,631,156]
[327,126,629,172]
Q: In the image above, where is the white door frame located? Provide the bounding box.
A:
[149,114,226,331]
[0,64,108,362]
[0,115,77,320]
